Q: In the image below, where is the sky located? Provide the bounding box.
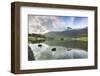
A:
[28,15,88,34]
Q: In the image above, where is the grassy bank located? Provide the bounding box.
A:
[72,37,87,41]
[28,36,46,43]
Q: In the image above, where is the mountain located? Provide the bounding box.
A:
[44,27,88,38]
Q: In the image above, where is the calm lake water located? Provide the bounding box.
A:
[28,40,88,60]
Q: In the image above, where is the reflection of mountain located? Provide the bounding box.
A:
[44,27,88,38]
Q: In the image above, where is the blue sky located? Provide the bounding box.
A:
[58,16,88,29]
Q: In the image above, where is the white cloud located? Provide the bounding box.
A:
[28,15,67,34]
[28,15,88,34]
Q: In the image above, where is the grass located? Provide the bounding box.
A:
[28,36,45,43]
[28,35,88,43]
[72,37,87,41]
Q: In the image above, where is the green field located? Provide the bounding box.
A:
[72,37,87,41]
[28,35,87,43]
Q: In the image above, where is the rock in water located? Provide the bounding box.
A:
[51,48,56,51]
[38,44,42,47]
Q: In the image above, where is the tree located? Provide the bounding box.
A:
[67,27,72,30]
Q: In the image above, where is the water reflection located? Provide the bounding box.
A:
[28,40,88,61]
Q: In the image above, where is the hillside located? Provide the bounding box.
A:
[44,27,88,38]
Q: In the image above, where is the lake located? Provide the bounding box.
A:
[28,40,88,61]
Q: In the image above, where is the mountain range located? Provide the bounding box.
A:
[44,27,88,38]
